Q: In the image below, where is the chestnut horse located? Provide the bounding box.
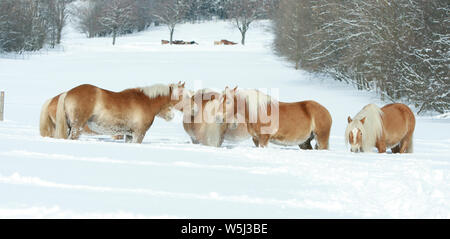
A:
[345,103,415,153]
[181,88,247,147]
[221,40,237,45]
[182,89,236,147]
[54,82,185,143]
[224,87,332,149]
[40,93,175,138]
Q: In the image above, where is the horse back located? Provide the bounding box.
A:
[381,103,415,141]
[65,85,151,120]
[281,100,331,128]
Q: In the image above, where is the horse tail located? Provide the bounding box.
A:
[406,134,414,153]
[39,98,54,137]
[310,101,332,150]
[55,92,69,139]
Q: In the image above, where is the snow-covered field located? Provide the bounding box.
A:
[0,20,449,218]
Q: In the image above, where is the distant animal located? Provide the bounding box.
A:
[40,93,175,139]
[171,40,198,45]
[54,82,186,143]
[161,40,170,45]
[224,87,332,149]
[220,39,237,45]
[185,41,198,45]
[345,103,415,153]
[172,40,186,45]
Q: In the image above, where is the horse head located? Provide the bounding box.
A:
[346,116,366,152]
[169,81,186,109]
[222,86,240,128]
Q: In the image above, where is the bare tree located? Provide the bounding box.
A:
[53,0,72,45]
[100,0,135,45]
[225,0,266,45]
[272,0,315,69]
[45,0,73,47]
[151,0,187,44]
[73,0,106,38]
[0,0,52,52]
[272,0,449,114]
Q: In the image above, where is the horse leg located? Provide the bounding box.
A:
[112,135,124,140]
[299,133,313,150]
[125,135,133,143]
[191,137,200,144]
[258,134,270,148]
[131,131,146,144]
[252,137,259,147]
[375,138,386,153]
[131,120,153,144]
[391,145,401,153]
[399,132,413,153]
[315,131,330,150]
[68,123,83,140]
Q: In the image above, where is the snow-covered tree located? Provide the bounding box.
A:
[150,0,188,44]
[272,0,449,114]
[99,0,135,45]
[225,0,267,45]
[272,0,315,69]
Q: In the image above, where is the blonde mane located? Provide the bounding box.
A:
[139,84,170,99]
[345,104,384,152]
[236,89,273,121]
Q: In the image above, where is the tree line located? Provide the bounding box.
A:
[1,0,447,114]
[0,0,276,50]
[74,0,276,45]
[272,0,449,114]
[0,0,72,53]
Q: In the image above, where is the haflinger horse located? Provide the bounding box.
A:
[181,89,243,147]
[39,93,175,139]
[345,103,415,153]
[224,87,332,149]
[220,40,237,45]
[54,82,185,143]
[214,40,238,45]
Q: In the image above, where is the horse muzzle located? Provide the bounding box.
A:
[215,115,224,124]
[350,146,361,153]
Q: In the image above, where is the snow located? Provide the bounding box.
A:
[0,20,449,218]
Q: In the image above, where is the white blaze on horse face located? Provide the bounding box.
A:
[352,128,359,145]
[350,127,361,152]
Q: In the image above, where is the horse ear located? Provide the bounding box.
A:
[181,82,185,87]
[347,116,352,123]
[233,86,238,92]
[360,117,366,124]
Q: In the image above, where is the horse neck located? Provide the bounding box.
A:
[233,95,250,122]
[150,95,173,112]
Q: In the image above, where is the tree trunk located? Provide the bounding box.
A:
[169,28,174,45]
[240,30,246,45]
[56,25,63,45]
[112,30,116,45]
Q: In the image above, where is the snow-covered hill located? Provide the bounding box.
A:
[0,20,449,218]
